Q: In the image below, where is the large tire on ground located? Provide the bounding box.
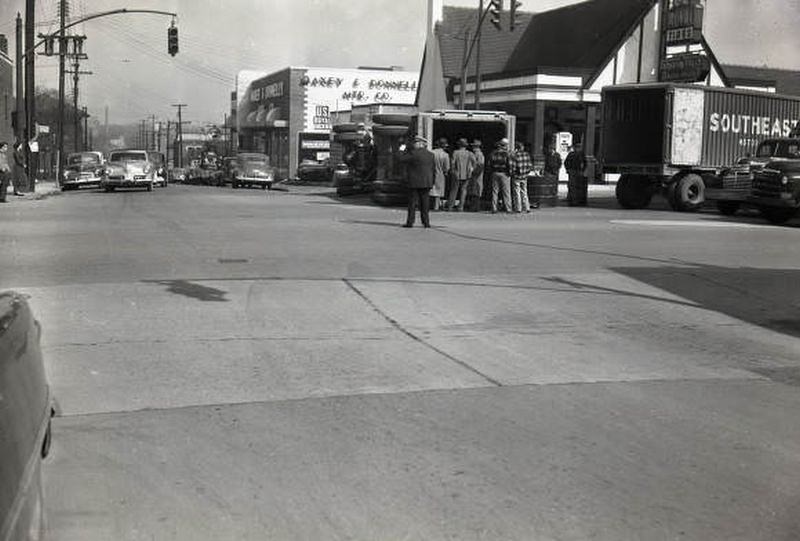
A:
[372,124,409,137]
[716,201,741,216]
[372,113,412,126]
[372,180,408,195]
[372,191,408,206]
[672,173,705,211]
[146,183,153,192]
[615,174,653,209]
[105,186,114,192]
[332,123,361,133]
[760,207,797,225]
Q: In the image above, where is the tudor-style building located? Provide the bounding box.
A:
[437,0,729,180]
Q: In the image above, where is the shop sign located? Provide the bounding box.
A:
[301,68,419,132]
[250,81,285,102]
[660,53,710,83]
[301,139,330,150]
[665,26,700,45]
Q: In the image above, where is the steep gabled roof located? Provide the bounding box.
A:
[438,6,535,80]
[505,0,655,76]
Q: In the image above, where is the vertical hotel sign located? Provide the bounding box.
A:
[299,68,419,132]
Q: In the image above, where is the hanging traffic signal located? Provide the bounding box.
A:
[167,25,178,56]
[509,0,522,31]
[489,0,503,31]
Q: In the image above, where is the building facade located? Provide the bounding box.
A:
[438,0,730,180]
[236,67,419,179]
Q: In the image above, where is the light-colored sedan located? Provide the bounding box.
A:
[61,151,104,191]
[231,152,275,190]
[101,150,157,192]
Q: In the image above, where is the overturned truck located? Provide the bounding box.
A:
[601,83,800,211]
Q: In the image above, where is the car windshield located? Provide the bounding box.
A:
[67,153,101,165]
[110,152,148,162]
[239,154,269,166]
[755,141,800,158]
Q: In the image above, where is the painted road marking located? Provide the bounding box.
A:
[611,220,763,229]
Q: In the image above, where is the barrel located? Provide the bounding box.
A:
[528,173,559,207]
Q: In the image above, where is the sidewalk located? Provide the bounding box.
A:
[1,180,61,203]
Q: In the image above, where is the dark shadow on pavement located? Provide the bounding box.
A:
[611,265,800,339]
[144,280,229,302]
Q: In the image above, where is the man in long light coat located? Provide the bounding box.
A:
[431,138,450,211]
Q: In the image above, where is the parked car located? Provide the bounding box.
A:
[168,167,187,184]
[61,151,104,191]
[231,153,275,190]
[297,159,332,183]
[148,151,168,187]
[707,138,800,216]
[0,291,53,541]
[101,150,157,192]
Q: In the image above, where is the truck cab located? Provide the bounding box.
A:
[707,138,800,215]
[747,139,800,224]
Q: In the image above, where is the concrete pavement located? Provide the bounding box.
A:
[2,184,799,540]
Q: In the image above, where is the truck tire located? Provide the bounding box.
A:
[673,174,705,211]
[372,113,412,126]
[760,207,797,225]
[716,201,740,216]
[615,174,652,209]
[372,180,407,195]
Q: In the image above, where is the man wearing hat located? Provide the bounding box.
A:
[489,138,513,213]
[467,139,485,211]
[431,138,450,211]
[395,135,437,228]
[447,137,476,211]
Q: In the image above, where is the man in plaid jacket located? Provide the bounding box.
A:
[510,141,533,213]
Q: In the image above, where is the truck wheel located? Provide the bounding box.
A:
[615,175,652,209]
[716,201,740,216]
[673,174,705,211]
[147,183,153,192]
[760,207,797,225]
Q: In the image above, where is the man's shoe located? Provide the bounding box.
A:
[0,199,7,203]
[423,224,431,228]
[13,192,23,196]
[402,224,413,228]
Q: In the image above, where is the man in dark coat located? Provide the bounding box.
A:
[395,135,436,228]
[564,142,588,206]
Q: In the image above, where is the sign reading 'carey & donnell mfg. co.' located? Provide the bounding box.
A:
[299,68,419,132]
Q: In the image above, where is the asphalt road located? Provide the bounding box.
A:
[2,184,800,540]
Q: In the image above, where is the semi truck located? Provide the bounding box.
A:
[601,83,800,211]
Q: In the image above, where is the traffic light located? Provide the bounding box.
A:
[509,0,522,31]
[167,25,178,56]
[489,0,503,31]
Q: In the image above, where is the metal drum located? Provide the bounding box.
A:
[528,173,559,207]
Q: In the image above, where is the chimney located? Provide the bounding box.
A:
[427,0,443,33]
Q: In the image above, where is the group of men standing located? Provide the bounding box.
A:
[395,134,588,228]
[0,141,29,203]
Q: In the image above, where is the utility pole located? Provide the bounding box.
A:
[104,105,108,152]
[165,120,171,166]
[475,0,482,110]
[172,104,187,167]
[15,14,23,143]
[24,0,35,190]
[56,0,67,184]
[459,29,469,109]
[82,106,89,150]
[150,114,157,151]
[68,58,92,152]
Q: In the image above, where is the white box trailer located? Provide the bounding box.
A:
[414,110,516,152]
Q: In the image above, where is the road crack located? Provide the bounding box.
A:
[342,278,502,387]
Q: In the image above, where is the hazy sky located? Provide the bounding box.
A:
[0,0,799,127]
